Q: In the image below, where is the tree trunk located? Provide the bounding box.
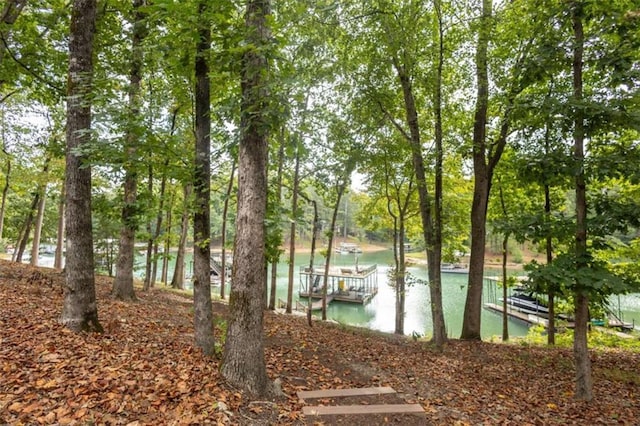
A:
[496,183,510,341]
[60,0,101,333]
[396,219,407,335]
[150,159,169,287]
[30,186,46,266]
[393,54,446,346]
[14,192,38,263]
[321,184,345,321]
[192,0,214,357]
[268,134,284,309]
[0,154,10,240]
[170,184,191,290]
[54,183,65,269]
[461,0,492,341]
[112,170,138,297]
[571,2,592,402]
[222,0,273,397]
[430,0,447,347]
[501,235,509,342]
[286,143,300,314]
[161,187,173,285]
[307,199,319,326]
[545,183,555,345]
[112,0,146,301]
[543,117,556,345]
[15,157,51,262]
[220,160,236,300]
[143,164,153,290]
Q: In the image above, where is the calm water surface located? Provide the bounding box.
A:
[40,247,636,339]
[270,250,530,339]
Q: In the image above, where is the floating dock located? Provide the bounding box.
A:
[299,264,378,305]
[484,302,551,327]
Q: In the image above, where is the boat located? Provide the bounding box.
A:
[502,293,550,318]
[441,263,469,274]
[335,242,362,254]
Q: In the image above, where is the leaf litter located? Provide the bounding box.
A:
[1,259,638,425]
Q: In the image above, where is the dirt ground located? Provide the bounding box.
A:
[1,259,639,425]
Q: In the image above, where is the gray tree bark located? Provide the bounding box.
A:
[113,0,146,301]
[460,0,492,341]
[192,0,214,356]
[571,2,593,402]
[430,0,447,348]
[60,0,102,333]
[222,0,274,397]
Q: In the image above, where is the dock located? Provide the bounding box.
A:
[484,303,550,327]
[299,264,378,305]
[484,303,638,340]
[209,252,232,285]
[303,294,335,311]
[277,295,335,312]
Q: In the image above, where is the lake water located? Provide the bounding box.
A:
[272,250,532,339]
[175,249,532,339]
[34,248,640,339]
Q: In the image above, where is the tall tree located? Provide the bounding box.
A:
[113,0,147,301]
[570,0,592,402]
[429,0,447,348]
[379,153,417,335]
[192,0,214,356]
[60,0,101,333]
[338,0,450,347]
[222,0,275,396]
[460,0,537,339]
[460,0,492,340]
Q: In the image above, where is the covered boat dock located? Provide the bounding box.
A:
[299,264,378,305]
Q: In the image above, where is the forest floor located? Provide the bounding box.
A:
[1,259,639,425]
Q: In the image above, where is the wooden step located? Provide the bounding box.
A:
[303,404,425,416]
[297,386,396,399]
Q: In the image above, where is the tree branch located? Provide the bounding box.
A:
[0,33,64,95]
[375,98,412,142]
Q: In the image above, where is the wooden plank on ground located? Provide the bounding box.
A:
[303,404,424,416]
[297,386,395,399]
